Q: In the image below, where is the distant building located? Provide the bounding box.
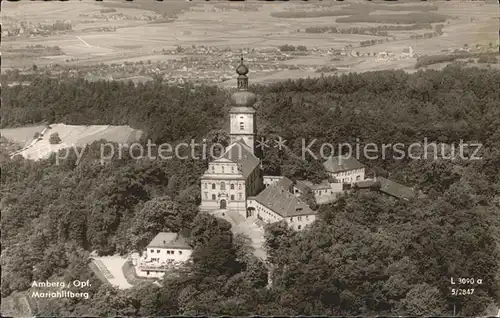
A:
[117,75,153,86]
[401,46,415,58]
[84,74,113,82]
[137,232,192,278]
[323,156,365,185]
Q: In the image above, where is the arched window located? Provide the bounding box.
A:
[230,184,234,190]
[212,194,216,200]
[220,182,226,190]
[222,166,224,173]
[212,183,216,190]
[230,195,234,200]
[238,184,242,190]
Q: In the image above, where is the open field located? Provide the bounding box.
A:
[0,125,46,147]
[1,124,143,161]
[2,1,498,82]
[90,256,133,290]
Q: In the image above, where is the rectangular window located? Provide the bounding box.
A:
[157,250,160,253]
[298,216,302,221]
[179,251,182,255]
[150,249,154,253]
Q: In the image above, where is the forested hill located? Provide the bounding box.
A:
[1,66,499,316]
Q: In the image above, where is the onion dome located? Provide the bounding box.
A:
[230,91,257,107]
[236,59,249,76]
[230,55,256,107]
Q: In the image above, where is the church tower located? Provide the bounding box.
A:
[229,57,257,154]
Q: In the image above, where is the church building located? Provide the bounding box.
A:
[199,57,371,231]
[199,57,263,219]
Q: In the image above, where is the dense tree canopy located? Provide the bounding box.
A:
[1,65,499,316]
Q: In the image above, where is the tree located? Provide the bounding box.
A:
[299,188,318,210]
[49,132,61,144]
[129,196,183,250]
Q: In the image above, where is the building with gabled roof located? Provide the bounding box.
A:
[137,231,192,278]
[293,179,343,205]
[353,177,418,201]
[323,155,365,185]
[247,177,317,231]
[376,177,417,201]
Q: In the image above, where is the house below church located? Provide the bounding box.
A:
[136,232,192,278]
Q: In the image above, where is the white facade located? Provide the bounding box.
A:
[136,232,192,279]
[293,181,343,204]
[247,198,316,231]
[229,112,256,152]
[200,158,247,213]
[144,246,192,263]
[328,168,365,185]
[263,176,284,188]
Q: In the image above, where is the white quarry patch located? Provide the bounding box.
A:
[90,255,133,290]
[2,123,143,161]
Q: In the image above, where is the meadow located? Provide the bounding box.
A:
[1,1,498,80]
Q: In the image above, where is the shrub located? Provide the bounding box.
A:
[99,8,116,13]
[49,132,61,144]
[278,44,296,52]
[415,53,471,68]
